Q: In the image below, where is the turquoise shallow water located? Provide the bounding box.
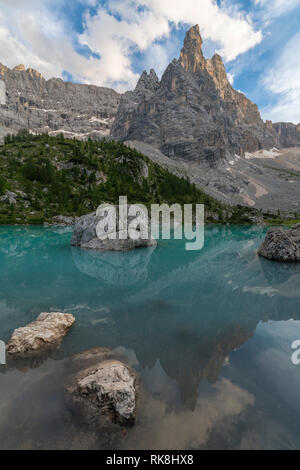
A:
[1,225,300,449]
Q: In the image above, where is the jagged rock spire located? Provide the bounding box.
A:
[206,53,231,99]
[135,68,159,93]
[179,25,232,98]
[179,24,206,73]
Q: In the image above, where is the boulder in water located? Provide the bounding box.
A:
[6,312,75,356]
[67,359,138,426]
[71,209,156,252]
[258,224,300,262]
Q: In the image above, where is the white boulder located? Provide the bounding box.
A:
[6,312,75,356]
[67,360,138,426]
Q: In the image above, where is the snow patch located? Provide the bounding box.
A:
[245,148,282,160]
[48,129,110,139]
[89,116,110,124]
[29,107,58,113]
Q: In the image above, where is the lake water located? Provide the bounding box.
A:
[1,225,300,450]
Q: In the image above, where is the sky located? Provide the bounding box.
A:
[0,0,299,123]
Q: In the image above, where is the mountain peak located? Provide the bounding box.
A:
[135,68,159,93]
[185,24,203,44]
[179,24,205,73]
[149,68,159,81]
[13,64,25,72]
[206,54,231,99]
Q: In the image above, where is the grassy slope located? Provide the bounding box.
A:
[0,130,294,225]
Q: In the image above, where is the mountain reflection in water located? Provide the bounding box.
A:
[1,225,300,449]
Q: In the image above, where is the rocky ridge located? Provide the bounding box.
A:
[0,26,299,162]
[272,122,300,148]
[0,63,120,140]
[0,26,299,160]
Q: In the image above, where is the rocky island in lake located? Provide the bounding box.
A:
[258,224,300,262]
[71,208,156,252]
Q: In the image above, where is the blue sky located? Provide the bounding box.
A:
[0,0,300,122]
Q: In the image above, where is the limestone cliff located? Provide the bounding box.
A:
[0,24,298,163]
[272,122,300,148]
[0,63,120,140]
[112,25,278,166]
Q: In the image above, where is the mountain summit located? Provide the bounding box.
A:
[179,24,206,73]
[112,25,278,165]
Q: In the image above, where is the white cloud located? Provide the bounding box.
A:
[227,73,235,85]
[143,41,179,78]
[262,32,300,123]
[254,0,299,20]
[138,0,262,61]
[125,377,255,449]
[0,0,262,91]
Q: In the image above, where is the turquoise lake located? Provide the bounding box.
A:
[1,225,300,449]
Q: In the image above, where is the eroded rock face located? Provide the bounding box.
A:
[71,209,157,252]
[112,25,278,166]
[0,63,120,140]
[6,312,75,356]
[67,360,138,426]
[272,122,300,148]
[258,224,300,262]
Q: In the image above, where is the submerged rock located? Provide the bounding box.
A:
[258,224,300,262]
[67,359,138,426]
[52,215,75,226]
[6,312,75,356]
[71,209,156,252]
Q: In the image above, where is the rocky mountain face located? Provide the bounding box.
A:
[112,25,278,167]
[0,24,299,173]
[0,63,120,141]
[272,122,300,148]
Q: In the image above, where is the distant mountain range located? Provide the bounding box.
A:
[0,25,299,159]
[1,25,300,212]
[0,63,120,142]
